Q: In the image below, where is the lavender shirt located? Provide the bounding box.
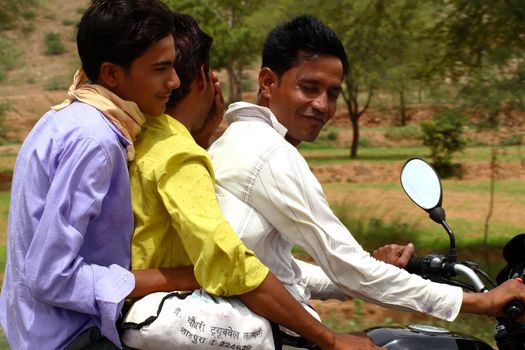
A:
[0,102,135,349]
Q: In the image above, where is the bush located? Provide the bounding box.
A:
[358,136,372,147]
[22,10,36,20]
[62,19,76,26]
[43,32,65,55]
[326,129,338,141]
[0,36,21,81]
[420,109,466,178]
[45,75,70,91]
[500,134,522,146]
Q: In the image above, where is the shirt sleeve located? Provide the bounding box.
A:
[24,137,135,346]
[248,148,462,321]
[293,258,347,301]
[156,150,269,296]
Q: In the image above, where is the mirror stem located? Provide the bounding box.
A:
[441,220,457,263]
[428,207,457,263]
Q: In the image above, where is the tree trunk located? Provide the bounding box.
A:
[226,64,242,105]
[399,90,407,126]
[483,137,497,247]
[350,113,360,158]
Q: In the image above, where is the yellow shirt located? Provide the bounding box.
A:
[129,114,268,296]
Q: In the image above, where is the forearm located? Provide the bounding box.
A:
[129,266,199,299]
[460,279,525,318]
[238,272,335,349]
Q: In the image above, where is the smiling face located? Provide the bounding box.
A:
[112,34,180,116]
[259,53,343,146]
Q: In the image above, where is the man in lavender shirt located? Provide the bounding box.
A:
[0,1,200,349]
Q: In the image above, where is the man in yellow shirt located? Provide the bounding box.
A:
[129,12,379,350]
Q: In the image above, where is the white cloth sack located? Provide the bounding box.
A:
[122,289,275,350]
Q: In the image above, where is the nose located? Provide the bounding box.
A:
[311,92,329,113]
[167,66,180,90]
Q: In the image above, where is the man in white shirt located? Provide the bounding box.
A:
[208,14,525,343]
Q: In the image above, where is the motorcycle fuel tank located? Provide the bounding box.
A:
[367,324,494,350]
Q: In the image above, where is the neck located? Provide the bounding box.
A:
[285,134,301,147]
[165,104,192,131]
[257,97,300,148]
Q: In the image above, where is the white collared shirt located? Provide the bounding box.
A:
[208,102,462,321]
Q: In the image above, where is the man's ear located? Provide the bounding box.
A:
[258,67,277,100]
[98,62,123,88]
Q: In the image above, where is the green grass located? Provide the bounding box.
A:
[301,146,430,165]
[300,142,525,166]
[324,177,525,251]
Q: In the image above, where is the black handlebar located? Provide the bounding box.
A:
[504,300,524,320]
[407,255,525,321]
[406,256,426,275]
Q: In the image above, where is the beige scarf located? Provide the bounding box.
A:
[52,69,145,161]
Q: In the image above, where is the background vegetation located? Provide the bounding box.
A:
[0,0,524,348]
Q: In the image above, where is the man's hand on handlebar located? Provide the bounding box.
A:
[461,279,525,320]
[372,243,416,268]
[332,332,384,350]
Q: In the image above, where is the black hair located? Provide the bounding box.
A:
[167,12,213,107]
[77,0,174,82]
[262,15,349,77]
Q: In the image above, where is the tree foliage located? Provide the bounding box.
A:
[154,0,525,160]
[303,0,445,157]
[440,0,525,124]
[165,0,276,103]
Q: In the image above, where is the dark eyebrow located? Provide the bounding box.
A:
[329,86,342,94]
[298,77,342,94]
[151,60,174,68]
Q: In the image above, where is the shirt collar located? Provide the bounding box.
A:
[144,113,193,139]
[225,101,288,138]
[100,112,132,148]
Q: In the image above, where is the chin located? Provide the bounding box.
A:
[306,132,322,142]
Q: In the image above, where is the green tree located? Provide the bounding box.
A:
[165,0,272,104]
[310,0,386,158]
[320,0,446,157]
[438,0,525,242]
[279,0,448,157]
[377,0,446,126]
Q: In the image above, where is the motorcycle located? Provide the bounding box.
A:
[365,157,525,350]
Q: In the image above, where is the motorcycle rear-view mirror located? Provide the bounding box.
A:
[400,158,457,262]
[400,158,442,210]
